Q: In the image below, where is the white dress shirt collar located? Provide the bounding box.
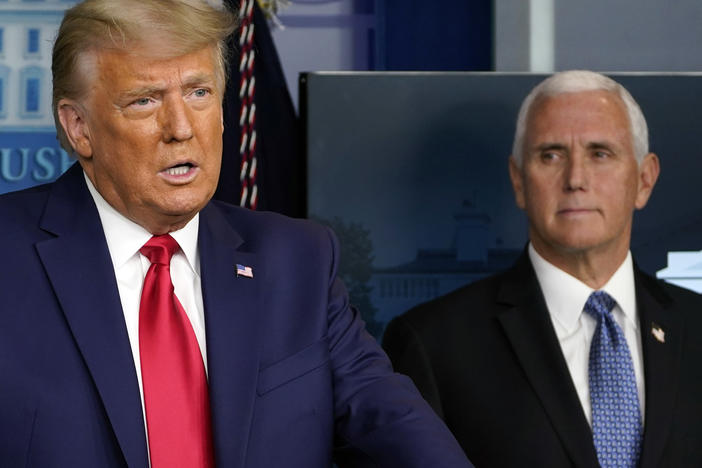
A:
[528,243,645,425]
[528,243,638,333]
[83,172,200,272]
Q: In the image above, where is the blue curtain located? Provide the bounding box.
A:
[378,0,493,71]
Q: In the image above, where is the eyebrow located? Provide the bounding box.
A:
[181,72,217,89]
[534,143,568,153]
[533,141,618,153]
[120,85,164,100]
[119,73,217,99]
[587,141,616,151]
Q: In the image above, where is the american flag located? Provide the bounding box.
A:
[236,264,254,278]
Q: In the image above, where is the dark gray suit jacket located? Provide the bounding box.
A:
[383,252,702,467]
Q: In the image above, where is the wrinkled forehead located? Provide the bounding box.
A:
[523,90,636,153]
[75,42,221,95]
[532,89,627,116]
[527,90,631,133]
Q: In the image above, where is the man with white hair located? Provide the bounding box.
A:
[384,70,702,467]
[0,1,472,467]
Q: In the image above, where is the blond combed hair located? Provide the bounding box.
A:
[52,0,238,152]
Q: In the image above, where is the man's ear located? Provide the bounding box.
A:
[635,152,660,210]
[508,156,526,210]
[57,99,93,158]
[220,105,224,134]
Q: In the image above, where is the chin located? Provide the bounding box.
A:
[556,237,607,254]
[151,203,201,228]
[163,188,213,213]
[164,202,205,217]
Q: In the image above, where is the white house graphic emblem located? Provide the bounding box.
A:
[656,250,702,294]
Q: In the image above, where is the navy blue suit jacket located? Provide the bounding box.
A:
[0,163,471,467]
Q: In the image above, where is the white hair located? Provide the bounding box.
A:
[511,70,649,167]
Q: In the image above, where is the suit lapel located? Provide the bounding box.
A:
[635,269,682,468]
[496,253,600,468]
[198,203,262,467]
[35,165,148,468]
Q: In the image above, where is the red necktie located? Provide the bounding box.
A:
[139,235,214,468]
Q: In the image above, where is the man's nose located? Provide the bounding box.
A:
[160,96,194,142]
[564,152,588,191]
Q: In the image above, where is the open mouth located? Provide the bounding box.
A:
[164,163,195,176]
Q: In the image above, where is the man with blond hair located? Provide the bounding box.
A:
[384,70,702,467]
[0,1,472,467]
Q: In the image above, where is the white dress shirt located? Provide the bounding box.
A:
[528,243,645,426]
[84,173,208,431]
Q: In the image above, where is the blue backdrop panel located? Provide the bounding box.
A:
[379,0,493,70]
[0,132,73,194]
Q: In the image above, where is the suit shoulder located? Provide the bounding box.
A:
[0,183,52,238]
[390,271,507,333]
[210,199,325,230]
[206,200,335,251]
[0,182,52,208]
[636,268,702,327]
[659,280,702,304]
[637,267,702,304]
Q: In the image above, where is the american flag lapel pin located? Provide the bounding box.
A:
[236,264,254,278]
[651,322,665,343]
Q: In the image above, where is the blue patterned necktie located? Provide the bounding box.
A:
[584,291,643,468]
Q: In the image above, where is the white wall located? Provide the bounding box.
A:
[269,0,377,109]
[496,0,702,72]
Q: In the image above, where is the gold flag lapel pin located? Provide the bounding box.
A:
[651,323,665,343]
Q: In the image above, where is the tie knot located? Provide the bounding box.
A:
[140,234,180,266]
[584,290,616,320]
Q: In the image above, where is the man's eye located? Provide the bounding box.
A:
[132,97,152,106]
[193,88,209,97]
[541,152,559,161]
[594,151,610,159]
